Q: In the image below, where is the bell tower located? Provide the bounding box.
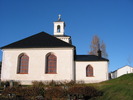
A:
[54,14,65,36]
[53,15,72,44]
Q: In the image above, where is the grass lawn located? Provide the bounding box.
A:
[89,73,133,100]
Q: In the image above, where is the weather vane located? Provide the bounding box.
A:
[58,14,61,21]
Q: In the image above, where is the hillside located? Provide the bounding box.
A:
[0,73,133,99]
[90,73,133,100]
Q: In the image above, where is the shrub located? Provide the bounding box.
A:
[68,86,103,99]
[0,81,21,87]
[1,81,102,100]
[22,87,45,99]
[65,80,75,87]
[2,87,20,96]
[32,81,45,88]
[2,86,45,99]
[48,80,58,87]
[45,87,67,99]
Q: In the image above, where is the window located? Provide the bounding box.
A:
[46,53,57,74]
[17,53,29,74]
[57,25,61,32]
[86,65,93,77]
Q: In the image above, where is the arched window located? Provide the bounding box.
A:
[17,53,29,74]
[57,25,61,32]
[86,65,93,77]
[46,53,57,74]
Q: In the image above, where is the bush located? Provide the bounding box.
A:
[0,81,21,87]
[32,81,45,88]
[32,80,60,87]
[48,80,58,87]
[45,87,67,99]
[1,81,102,100]
[2,86,45,100]
[64,80,76,87]
[24,87,44,97]
[68,86,103,99]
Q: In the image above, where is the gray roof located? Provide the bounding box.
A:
[1,32,75,49]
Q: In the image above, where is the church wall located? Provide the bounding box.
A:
[1,48,74,85]
[56,37,70,43]
[75,61,108,83]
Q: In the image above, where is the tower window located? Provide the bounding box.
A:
[57,25,61,32]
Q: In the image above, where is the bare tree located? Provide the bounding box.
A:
[89,35,108,58]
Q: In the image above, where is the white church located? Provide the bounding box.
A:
[1,16,109,85]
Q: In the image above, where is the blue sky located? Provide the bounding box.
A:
[0,0,133,72]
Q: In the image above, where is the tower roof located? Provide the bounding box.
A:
[1,32,75,49]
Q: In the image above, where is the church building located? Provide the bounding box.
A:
[1,16,109,85]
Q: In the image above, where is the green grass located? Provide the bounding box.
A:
[89,73,133,100]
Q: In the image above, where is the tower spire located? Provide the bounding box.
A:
[53,15,72,44]
[54,14,65,36]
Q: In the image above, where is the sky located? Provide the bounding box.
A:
[0,0,133,72]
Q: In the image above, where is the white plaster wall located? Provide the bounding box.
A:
[110,71,117,79]
[56,37,70,43]
[1,48,74,85]
[117,66,133,77]
[75,61,108,83]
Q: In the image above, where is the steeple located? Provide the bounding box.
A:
[54,14,65,36]
[53,15,72,44]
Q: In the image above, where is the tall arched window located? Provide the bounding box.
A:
[17,53,29,74]
[57,25,61,32]
[86,65,93,77]
[46,53,57,74]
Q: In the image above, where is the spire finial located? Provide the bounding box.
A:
[58,14,61,21]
